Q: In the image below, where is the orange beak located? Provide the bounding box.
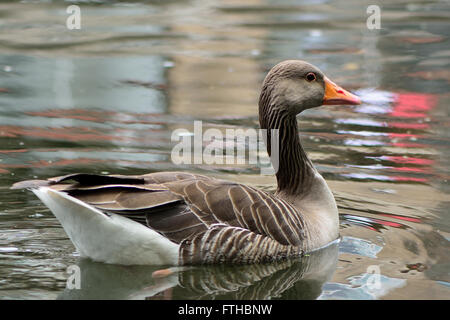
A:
[323,77,361,105]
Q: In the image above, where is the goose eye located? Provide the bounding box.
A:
[306,73,316,82]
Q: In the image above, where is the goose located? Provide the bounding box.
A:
[12,60,361,266]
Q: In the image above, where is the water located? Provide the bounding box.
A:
[0,0,449,300]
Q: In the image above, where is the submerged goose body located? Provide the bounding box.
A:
[12,60,360,265]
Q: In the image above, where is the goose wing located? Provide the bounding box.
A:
[162,177,306,246]
[13,172,306,263]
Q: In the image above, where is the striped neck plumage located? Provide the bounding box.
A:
[259,106,315,196]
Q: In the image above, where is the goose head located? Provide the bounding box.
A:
[259,60,361,117]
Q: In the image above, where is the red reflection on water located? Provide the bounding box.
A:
[389,93,437,119]
[342,214,409,231]
[385,92,438,182]
[388,133,419,138]
[392,176,427,183]
[388,122,429,130]
[389,142,425,148]
[350,91,439,183]
[387,92,434,131]
[0,149,28,153]
[391,166,430,173]
[378,213,422,223]
[371,218,404,228]
[387,93,434,133]
[381,156,433,166]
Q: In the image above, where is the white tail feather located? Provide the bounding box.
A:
[33,187,179,265]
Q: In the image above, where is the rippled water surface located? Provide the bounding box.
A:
[0,0,449,300]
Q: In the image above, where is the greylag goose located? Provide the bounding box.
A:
[12,60,361,266]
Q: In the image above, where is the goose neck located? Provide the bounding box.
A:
[259,108,315,195]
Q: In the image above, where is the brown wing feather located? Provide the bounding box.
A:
[163,178,306,246]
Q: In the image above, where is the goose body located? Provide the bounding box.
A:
[12,60,360,265]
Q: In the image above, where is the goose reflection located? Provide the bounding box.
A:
[58,241,338,300]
